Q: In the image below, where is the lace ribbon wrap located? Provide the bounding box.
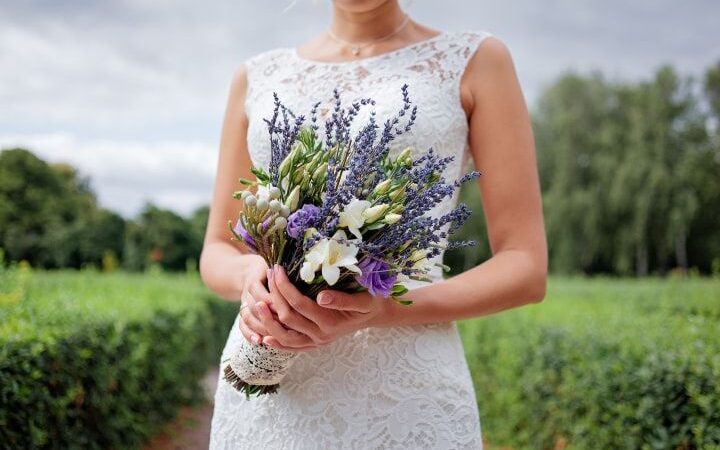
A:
[223,337,298,396]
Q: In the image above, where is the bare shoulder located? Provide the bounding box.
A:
[460,35,521,115]
[223,62,250,124]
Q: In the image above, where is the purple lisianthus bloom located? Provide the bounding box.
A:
[233,219,257,251]
[355,257,397,298]
[286,203,321,239]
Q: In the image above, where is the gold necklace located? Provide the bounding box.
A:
[326,14,412,57]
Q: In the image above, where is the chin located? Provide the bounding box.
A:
[332,0,394,13]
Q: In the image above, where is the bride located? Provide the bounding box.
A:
[199,0,547,448]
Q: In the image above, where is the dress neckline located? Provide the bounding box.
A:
[290,30,449,66]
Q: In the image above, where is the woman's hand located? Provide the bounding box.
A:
[256,264,388,352]
[237,257,273,346]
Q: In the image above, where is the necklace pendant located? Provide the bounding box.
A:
[351,47,360,56]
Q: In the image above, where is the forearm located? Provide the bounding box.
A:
[199,241,267,302]
[374,249,547,327]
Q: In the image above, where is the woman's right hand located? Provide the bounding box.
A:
[237,258,273,346]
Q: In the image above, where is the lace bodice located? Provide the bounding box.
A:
[209,29,493,450]
[243,29,493,285]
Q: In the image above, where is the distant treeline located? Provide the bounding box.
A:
[448,60,720,277]
[2,61,719,276]
[0,148,208,272]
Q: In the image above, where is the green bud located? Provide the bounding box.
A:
[279,154,293,180]
[389,187,406,202]
[307,151,324,172]
[398,147,412,165]
[284,186,301,211]
[384,213,402,225]
[292,167,306,184]
[362,204,389,223]
[312,162,327,183]
[373,179,392,196]
[279,205,291,218]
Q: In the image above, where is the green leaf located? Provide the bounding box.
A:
[391,284,409,296]
[392,297,414,306]
[250,167,270,182]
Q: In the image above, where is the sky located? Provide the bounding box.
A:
[1,0,718,218]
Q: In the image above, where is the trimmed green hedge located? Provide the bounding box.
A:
[0,265,237,449]
[459,276,720,449]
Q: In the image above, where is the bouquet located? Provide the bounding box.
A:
[222,84,480,398]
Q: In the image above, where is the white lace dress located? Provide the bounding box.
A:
[209,29,493,450]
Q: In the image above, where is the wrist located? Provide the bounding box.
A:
[368,296,403,328]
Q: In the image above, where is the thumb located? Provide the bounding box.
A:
[316,290,373,313]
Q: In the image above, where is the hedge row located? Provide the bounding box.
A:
[0,266,237,449]
[459,276,720,449]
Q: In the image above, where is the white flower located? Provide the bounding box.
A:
[300,230,360,285]
[338,198,371,239]
[255,184,271,202]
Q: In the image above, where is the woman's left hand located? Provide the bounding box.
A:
[256,264,388,352]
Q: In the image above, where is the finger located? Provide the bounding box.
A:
[317,289,374,313]
[239,299,269,337]
[268,267,322,338]
[248,279,271,304]
[255,301,315,348]
[273,264,334,325]
[261,335,317,353]
[238,314,262,346]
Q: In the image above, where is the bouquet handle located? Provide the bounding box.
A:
[222,336,299,398]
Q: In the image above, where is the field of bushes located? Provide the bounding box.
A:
[0,261,237,449]
[1,256,718,449]
[460,276,720,449]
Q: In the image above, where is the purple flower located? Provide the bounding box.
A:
[233,219,257,251]
[355,257,397,298]
[287,204,321,239]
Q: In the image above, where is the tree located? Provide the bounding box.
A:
[123,203,198,271]
[0,148,126,269]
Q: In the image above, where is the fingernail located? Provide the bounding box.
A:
[255,304,265,316]
[251,334,260,345]
[267,268,273,280]
[318,292,332,305]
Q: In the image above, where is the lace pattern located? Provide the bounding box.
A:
[210,29,493,450]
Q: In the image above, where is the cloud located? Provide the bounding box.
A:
[1,0,718,218]
[0,133,216,218]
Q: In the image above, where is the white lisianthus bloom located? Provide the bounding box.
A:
[300,230,360,285]
[338,198,371,239]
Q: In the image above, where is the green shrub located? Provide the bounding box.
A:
[459,276,720,449]
[0,268,237,450]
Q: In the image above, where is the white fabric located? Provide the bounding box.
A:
[209,29,493,450]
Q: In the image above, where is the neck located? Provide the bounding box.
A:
[329,1,408,43]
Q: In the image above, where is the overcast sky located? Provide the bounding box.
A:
[1,0,718,218]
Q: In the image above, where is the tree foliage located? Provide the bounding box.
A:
[449,61,720,276]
